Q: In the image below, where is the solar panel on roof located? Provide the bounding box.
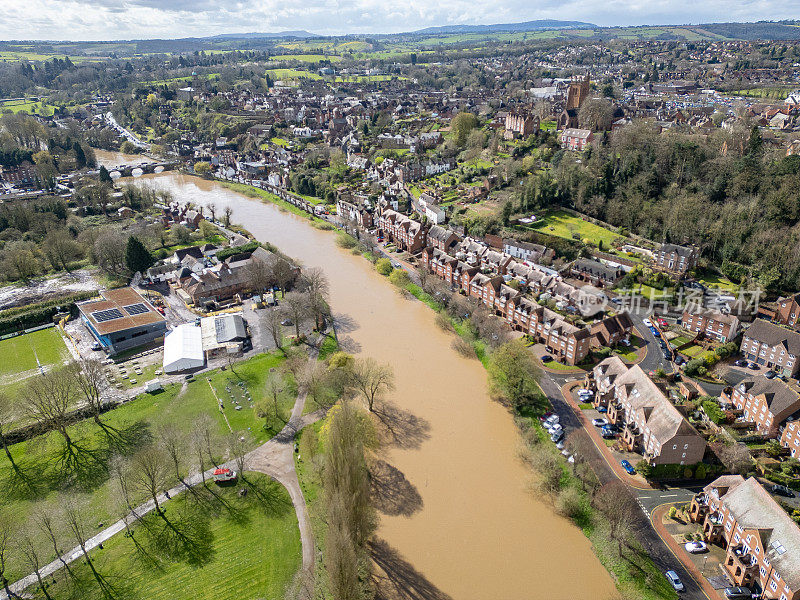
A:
[92,308,124,323]
[124,303,149,316]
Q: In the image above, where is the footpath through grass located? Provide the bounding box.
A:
[0,351,291,582]
[37,474,301,600]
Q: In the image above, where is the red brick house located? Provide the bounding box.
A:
[688,476,800,600]
[560,128,593,151]
[653,243,698,277]
[588,357,706,465]
[378,209,426,253]
[774,293,800,329]
[740,319,800,378]
[780,420,800,458]
[724,376,800,436]
[427,224,459,252]
[590,312,634,347]
[681,308,741,343]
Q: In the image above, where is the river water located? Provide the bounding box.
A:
[94,149,156,169]
[115,164,616,600]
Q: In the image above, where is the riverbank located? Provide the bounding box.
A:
[130,171,618,600]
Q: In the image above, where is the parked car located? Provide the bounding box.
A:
[601,427,616,439]
[642,319,653,327]
[541,354,553,362]
[597,405,608,413]
[577,388,593,398]
[765,370,777,379]
[91,341,102,351]
[734,359,747,367]
[539,412,554,422]
[545,415,560,425]
[768,484,795,498]
[281,319,293,326]
[620,460,636,475]
[665,571,684,592]
[555,441,565,450]
[550,430,564,443]
[684,541,708,554]
[747,362,759,370]
[592,418,609,427]
[724,587,753,599]
[657,318,668,328]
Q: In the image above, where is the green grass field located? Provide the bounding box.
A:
[38,474,301,600]
[0,99,57,116]
[0,350,294,582]
[525,209,625,247]
[272,53,342,63]
[0,327,68,379]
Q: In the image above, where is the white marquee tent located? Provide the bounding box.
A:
[162,324,205,373]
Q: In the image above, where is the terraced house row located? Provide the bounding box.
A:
[588,356,707,465]
[420,244,634,365]
[688,476,800,600]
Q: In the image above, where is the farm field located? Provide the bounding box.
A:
[270,53,342,62]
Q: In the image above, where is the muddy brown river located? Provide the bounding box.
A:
[117,165,616,600]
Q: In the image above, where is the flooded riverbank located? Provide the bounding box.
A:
[94,148,156,169]
[131,172,617,600]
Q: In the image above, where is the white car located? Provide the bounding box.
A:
[592,418,609,427]
[567,455,575,464]
[577,389,592,396]
[546,414,560,425]
[556,441,565,450]
[643,319,653,327]
[684,541,708,554]
[548,424,563,435]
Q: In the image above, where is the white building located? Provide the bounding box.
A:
[163,324,205,373]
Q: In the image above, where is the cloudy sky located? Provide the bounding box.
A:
[0,0,796,41]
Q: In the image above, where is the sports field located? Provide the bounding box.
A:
[0,327,69,380]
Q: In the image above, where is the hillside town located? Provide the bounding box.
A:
[1,21,800,600]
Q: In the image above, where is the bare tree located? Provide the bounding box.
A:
[300,267,330,330]
[262,307,284,350]
[223,206,233,227]
[157,425,192,491]
[350,358,395,412]
[36,508,77,582]
[712,442,754,476]
[0,513,17,599]
[282,291,310,339]
[67,358,108,426]
[272,257,296,296]
[207,202,216,221]
[129,447,170,519]
[25,370,81,466]
[593,481,638,556]
[0,393,26,479]
[21,533,53,600]
[63,496,116,599]
[245,255,274,295]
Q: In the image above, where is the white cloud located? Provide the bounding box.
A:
[0,0,797,40]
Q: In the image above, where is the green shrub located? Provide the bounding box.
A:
[635,460,653,478]
[702,400,726,425]
[389,269,411,288]
[335,232,358,249]
[216,241,261,261]
[375,258,393,276]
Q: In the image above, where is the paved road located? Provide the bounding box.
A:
[539,367,711,600]
[105,111,149,150]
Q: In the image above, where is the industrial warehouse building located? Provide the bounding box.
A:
[77,287,167,355]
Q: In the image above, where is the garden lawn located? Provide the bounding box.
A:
[526,209,624,247]
[0,327,68,379]
[696,271,738,293]
[38,474,301,600]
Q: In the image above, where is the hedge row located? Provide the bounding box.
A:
[0,291,97,336]
[215,241,261,261]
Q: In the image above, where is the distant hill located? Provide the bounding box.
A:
[698,21,800,40]
[210,31,319,40]
[412,19,597,35]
